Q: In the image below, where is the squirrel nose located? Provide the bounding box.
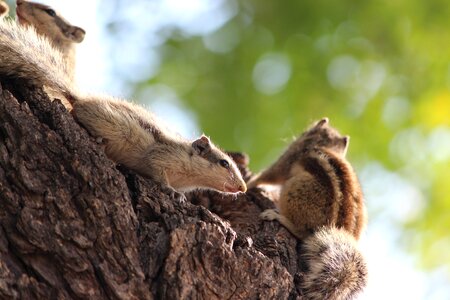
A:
[239,183,247,193]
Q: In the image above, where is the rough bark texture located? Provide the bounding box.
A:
[0,79,307,299]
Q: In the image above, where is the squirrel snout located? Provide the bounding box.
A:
[224,181,247,193]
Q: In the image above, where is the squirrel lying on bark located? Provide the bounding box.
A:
[251,118,368,300]
[0,17,246,200]
[15,0,85,82]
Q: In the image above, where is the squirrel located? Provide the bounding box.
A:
[252,119,368,299]
[0,19,247,199]
[251,118,366,240]
[300,226,368,300]
[15,0,85,82]
[0,1,8,18]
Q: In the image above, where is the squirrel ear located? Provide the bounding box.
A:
[192,135,211,156]
[316,117,329,127]
[66,26,86,43]
[342,136,350,154]
[0,3,8,17]
[342,136,350,146]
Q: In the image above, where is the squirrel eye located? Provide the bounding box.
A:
[219,159,229,169]
[45,9,56,17]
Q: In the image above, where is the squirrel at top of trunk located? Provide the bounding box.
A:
[251,118,368,300]
[15,0,85,82]
[0,16,246,200]
[12,0,85,108]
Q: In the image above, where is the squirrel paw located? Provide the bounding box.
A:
[260,209,279,221]
[173,192,187,204]
[161,185,186,204]
[246,177,259,189]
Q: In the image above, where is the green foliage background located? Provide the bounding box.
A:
[97,0,450,275]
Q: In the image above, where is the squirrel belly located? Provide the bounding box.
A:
[0,20,246,196]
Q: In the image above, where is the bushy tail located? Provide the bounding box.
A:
[0,19,75,100]
[300,227,368,300]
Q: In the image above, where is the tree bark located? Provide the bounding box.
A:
[0,78,304,299]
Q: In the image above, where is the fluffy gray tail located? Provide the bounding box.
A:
[300,227,368,300]
[0,19,75,101]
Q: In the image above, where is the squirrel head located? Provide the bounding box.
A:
[299,118,349,156]
[16,0,86,45]
[188,134,247,193]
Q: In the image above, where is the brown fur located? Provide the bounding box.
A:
[257,119,366,240]
[16,0,85,82]
[275,149,365,240]
[0,20,246,196]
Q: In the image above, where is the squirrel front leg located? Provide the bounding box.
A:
[132,150,187,203]
[143,167,186,203]
[151,169,187,203]
[260,209,307,240]
[247,162,289,189]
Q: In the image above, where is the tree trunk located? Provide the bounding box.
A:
[0,78,304,299]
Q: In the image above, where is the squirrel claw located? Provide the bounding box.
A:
[260,209,279,221]
[161,185,186,204]
[173,192,187,204]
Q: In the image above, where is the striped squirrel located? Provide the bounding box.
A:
[251,118,366,240]
[0,1,8,18]
[252,119,368,299]
[300,227,368,300]
[16,0,85,82]
[0,19,247,199]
